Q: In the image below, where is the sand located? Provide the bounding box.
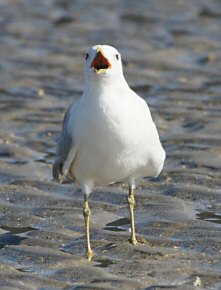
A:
[0,0,221,289]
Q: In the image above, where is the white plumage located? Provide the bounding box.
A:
[53,45,165,259]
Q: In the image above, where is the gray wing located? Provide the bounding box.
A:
[52,106,76,183]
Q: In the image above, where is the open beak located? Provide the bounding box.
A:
[91,47,112,74]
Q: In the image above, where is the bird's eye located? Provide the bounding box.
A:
[116,54,119,60]
[85,53,89,60]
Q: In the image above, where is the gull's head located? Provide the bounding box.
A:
[84,45,123,82]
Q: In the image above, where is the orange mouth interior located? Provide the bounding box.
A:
[91,51,112,71]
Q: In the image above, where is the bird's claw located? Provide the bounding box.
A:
[129,238,138,245]
[86,250,94,261]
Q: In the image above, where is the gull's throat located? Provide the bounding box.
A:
[91,51,112,74]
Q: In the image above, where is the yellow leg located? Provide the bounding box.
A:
[83,198,93,261]
[128,185,137,245]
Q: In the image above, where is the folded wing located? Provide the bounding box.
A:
[52,106,76,183]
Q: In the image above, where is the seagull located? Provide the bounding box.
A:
[53,45,165,260]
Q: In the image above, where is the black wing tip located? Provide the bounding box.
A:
[52,159,62,182]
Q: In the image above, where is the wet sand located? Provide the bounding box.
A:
[0,0,221,289]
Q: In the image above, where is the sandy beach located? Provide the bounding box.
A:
[0,0,221,289]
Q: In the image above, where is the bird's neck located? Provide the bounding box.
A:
[84,75,128,96]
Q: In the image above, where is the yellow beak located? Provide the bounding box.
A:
[91,48,112,74]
